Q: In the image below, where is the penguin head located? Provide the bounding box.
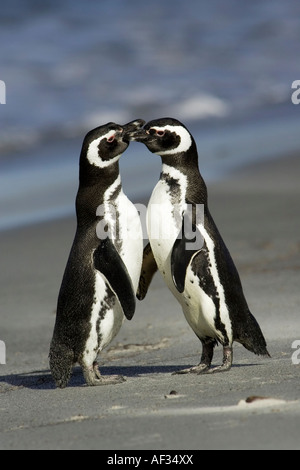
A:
[81,119,145,170]
[126,118,196,159]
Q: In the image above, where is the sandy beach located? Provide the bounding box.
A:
[0,151,299,450]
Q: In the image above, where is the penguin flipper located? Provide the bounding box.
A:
[137,242,158,300]
[94,238,136,320]
[171,212,204,293]
[171,237,199,293]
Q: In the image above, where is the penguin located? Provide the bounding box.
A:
[128,117,270,374]
[49,119,145,388]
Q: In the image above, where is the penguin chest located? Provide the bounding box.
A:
[90,272,124,352]
[147,177,186,286]
[119,195,144,291]
[102,186,143,291]
[180,225,233,345]
[180,265,221,340]
[146,184,218,339]
[85,190,143,359]
[147,173,233,345]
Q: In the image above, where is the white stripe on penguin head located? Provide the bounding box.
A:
[153,125,192,156]
[87,130,122,168]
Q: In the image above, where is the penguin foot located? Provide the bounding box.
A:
[173,346,233,376]
[82,362,126,386]
[207,346,233,374]
[85,374,126,386]
[206,364,231,374]
[172,364,210,375]
[172,339,216,375]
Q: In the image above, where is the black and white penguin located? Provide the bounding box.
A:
[49,120,145,388]
[128,117,270,374]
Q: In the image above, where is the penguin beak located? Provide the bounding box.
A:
[123,127,148,143]
[122,119,146,142]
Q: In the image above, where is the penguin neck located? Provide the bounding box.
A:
[159,140,198,170]
[161,154,199,173]
[76,161,122,225]
[79,159,120,189]
[160,149,208,204]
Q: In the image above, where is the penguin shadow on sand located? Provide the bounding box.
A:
[0,365,191,390]
[0,352,264,390]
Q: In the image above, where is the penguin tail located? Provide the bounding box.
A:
[49,340,74,389]
[237,312,271,358]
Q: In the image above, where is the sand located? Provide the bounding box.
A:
[0,152,299,450]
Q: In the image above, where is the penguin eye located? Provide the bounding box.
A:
[107,135,116,143]
[147,128,165,137]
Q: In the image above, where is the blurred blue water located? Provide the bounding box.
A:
[0,0,300,231]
